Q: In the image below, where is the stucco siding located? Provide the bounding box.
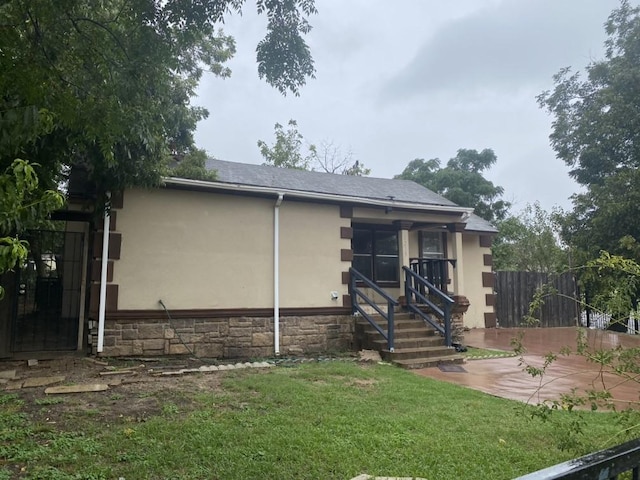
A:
[114,188,274,310]
[279,201,350,307]
[461,234,493,328]
[113,189,349,311]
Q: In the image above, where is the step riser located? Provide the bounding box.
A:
[362,329,437,339]
[373,338,444,349]
[358,335,442,350]
[382,348,457,361]
[356,318,426,328]
[355,313,458,368]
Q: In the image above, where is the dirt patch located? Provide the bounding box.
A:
[350,378,378,389]
[1,356,231,429]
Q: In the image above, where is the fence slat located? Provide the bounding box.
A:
[495,272,578,328]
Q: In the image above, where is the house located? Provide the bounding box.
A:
[0,159,497,363]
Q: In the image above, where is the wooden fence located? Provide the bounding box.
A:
[495,271,580,328]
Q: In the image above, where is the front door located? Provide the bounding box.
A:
[10,228,86,353]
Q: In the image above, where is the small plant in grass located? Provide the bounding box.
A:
[0,394,22,406]
[162,403,179,416]
[35,397,64,406]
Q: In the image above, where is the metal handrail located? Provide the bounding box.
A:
[514,437,640,479]
[403,266,454,347]
[349,267,399,352]
[409,257,456,293]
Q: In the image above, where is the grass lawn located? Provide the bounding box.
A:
[0,361,624,480]
[464,346,516,359]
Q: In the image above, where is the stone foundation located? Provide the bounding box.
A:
[89,315,354,358]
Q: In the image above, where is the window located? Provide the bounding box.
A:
[352,227,399,284]
[420,231,446,259]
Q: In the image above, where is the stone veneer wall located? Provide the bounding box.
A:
[93,315,354,358]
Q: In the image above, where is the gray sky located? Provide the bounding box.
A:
[194,0,623,214]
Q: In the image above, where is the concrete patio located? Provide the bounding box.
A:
[415,327,640,408]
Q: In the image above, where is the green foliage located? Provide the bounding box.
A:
[0,1,316,193]
[539,1,640,285]
[559,169,640,267]
[168,149,217,182]
[515,254,640,451]
[258,120,313,170]
[0,159,63,299]
[256,0,317,96]
[493,202,569,272]
[258,120,370,175]
[538,0,640,186]
[340,160,371,177]
[582,251,640,322]
[396,149,510,223]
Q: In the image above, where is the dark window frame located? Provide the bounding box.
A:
[419,230,448,259]
[352,224,400,287]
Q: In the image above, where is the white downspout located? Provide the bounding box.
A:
[274,193,284,355]
[97,192,111,353]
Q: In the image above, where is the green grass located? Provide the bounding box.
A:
[465,346,516,359]
[0,362,626,480]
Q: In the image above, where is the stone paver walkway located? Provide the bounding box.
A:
[415,327,640,408]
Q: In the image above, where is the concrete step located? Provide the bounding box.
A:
[373,312,413,319]
[372,337,444,349]
[361,327,438,339]
[357,318,427,330]
[356,304,405,315]
[382,346,457,361]
[393,355,465,370]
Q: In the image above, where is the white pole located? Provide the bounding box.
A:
[97,192,111,353]
[274,193,284,355]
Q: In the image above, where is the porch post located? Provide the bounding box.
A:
[394,221,413,294]
[448,223,466,294]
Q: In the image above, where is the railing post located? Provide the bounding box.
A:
[404,268,411,310]
[444,302,452,347]
[349,269,356,314]
[387,301,394,352]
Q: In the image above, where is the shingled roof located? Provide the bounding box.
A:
[180,159,496,233]
[205,158,458,208]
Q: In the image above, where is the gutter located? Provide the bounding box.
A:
[164,177,474,217]
[273,193,284,355]
[97,192,111,353]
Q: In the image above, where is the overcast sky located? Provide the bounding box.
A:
[194,0,624,214]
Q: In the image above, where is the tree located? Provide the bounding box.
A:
[0,160,64,299]
[258,120,370,175]
[538,0,640,263]
[395,149,510,223]
[311,140,371,176]
[258,120,314,170]
[169,149,217,182]
[492,203,568,273]
[0,1,317,195]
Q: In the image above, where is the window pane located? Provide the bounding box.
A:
[353,229,372,254]
[375,231,398,255]
[421,232,444,258]
[375,256,399,282]
[353,255,372,279]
